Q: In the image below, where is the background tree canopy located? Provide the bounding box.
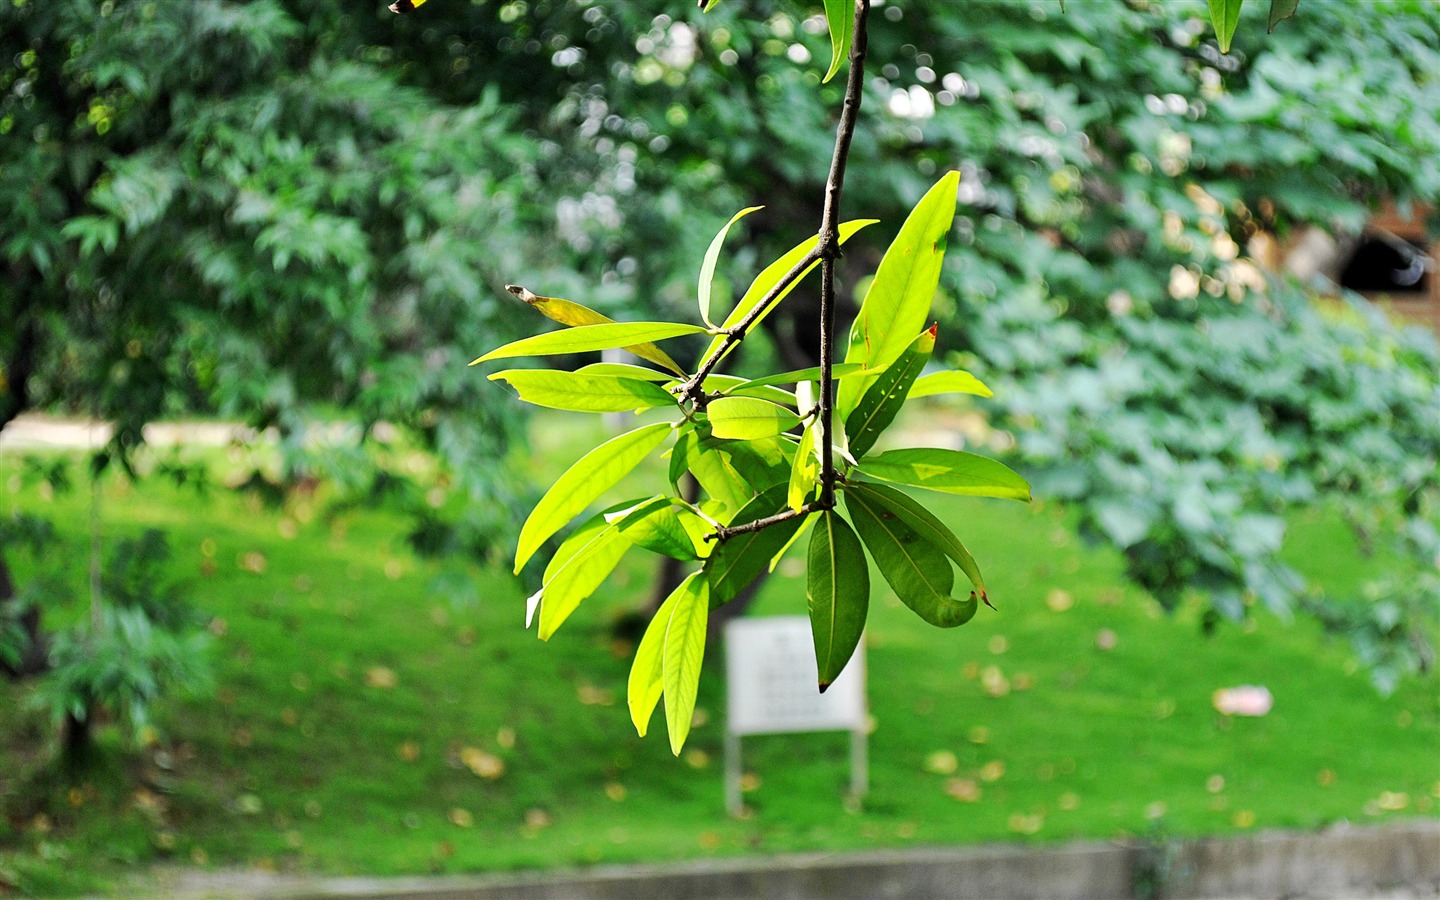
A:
[2,0,1438,688]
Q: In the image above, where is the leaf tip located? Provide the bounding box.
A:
[818,681,831,694]
[978,591,996,611]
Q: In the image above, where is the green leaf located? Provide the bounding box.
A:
[729,363,865,391]
[858,448,1031,501]
[537,515,632,641]
[514,422,672,573]
[704,486,805,605]
[846,482,987,602]
[844,325,935,459]
[788,422,818,512]
[702,374,796,407]
[707,397,803,440]
[908,369,993,400]
[1267,0,1298,32]
[489,369,677,413]
[576,362,675,382]
[662,572,710,754]
[675,431,751,514]
[770,512,816,572]
[699,219,877,365]
[472,321,705,366]
[1208,0,1245,52]
[845,488,977,628]
[838,172,959,420]
[808,510,869,689]
[698,0,721,10]
[504,285,688,375]
[614,496,703,561]
[821,0,854,84]
[699,206,763,327]
[628,573,693,738]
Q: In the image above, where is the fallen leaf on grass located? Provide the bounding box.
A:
[945,778,981,802]
[1212,685,1272,716]
[398,741,420,762]
[448,808,473,828]
[239,551,267,574]
[924,750,959,775]
[365,666,398,689]
[460,746,504,779]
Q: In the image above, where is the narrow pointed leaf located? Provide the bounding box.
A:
[908,369,993,400]
[699,206,763,327]
[505,285,687,374]
[1267,0,1298,32]
[537,522,631,640]
[808,511,869,689]
[700,219,877,365]
[490,369,677,413]
[729,363,865,391]
[576,362,674,382]
[681,434,752,514]
[838,172,959,420]
[704,486,805,605]
[707,397,803,440]
[846,482,988,601]
[1208,0,1244,52]
[770,512,816,572]
[613,496,703,561]
[845,488,977,628]
[514,422,672,573]
[629,575,693,737]
[845,325,936,459]
[702,374,796,407]
[821,0,854,84]
[662,573,710,754]
[473,321,705,366]
[788,423,819,512]
[859,448,1031,501]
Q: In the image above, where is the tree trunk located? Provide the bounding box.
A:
[0,549,48,679]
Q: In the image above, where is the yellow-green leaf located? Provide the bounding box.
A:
[699,206,763,327]
[702,374,796,407]
[575,362,674,382]
[628,574,693,737]
[808,510,869,689]
[707,397,803,440]
[489,369,677,413]
[728,363,865,391]
[908,369,993,400]
[1208,0,1245,52]
[788,423,818,512]
[821,0,854,84]
[838,172,959,420]
[614,496,703,561]
[700,219,878,365]
[514,422,672,573]
[662,573,710,754]
[503,285,688,375]
[472,321,704,367]
[858,448,1031,501]
[537,516,631,640]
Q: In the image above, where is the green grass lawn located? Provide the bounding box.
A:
[1,415,1437,895]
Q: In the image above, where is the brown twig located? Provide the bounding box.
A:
[817,0,870,508]
[677,0,873,422]
[705,502,825,543]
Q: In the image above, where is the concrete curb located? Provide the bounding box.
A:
[149,820,1440,899]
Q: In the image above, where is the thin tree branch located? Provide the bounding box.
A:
[705,502,825,543]
[818,0,871,509]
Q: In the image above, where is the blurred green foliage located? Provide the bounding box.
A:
[2,0,1437,698]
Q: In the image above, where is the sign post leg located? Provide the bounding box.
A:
[850,727,868,801]
[725,731,742,816]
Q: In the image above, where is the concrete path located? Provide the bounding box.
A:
[136,820,1440,899]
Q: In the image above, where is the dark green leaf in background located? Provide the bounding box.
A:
[807,510,869,689]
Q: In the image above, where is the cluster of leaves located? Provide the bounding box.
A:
[476,170,1030,753]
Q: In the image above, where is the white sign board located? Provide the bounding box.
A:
[723,616,867,813]
[725,616,866,735]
